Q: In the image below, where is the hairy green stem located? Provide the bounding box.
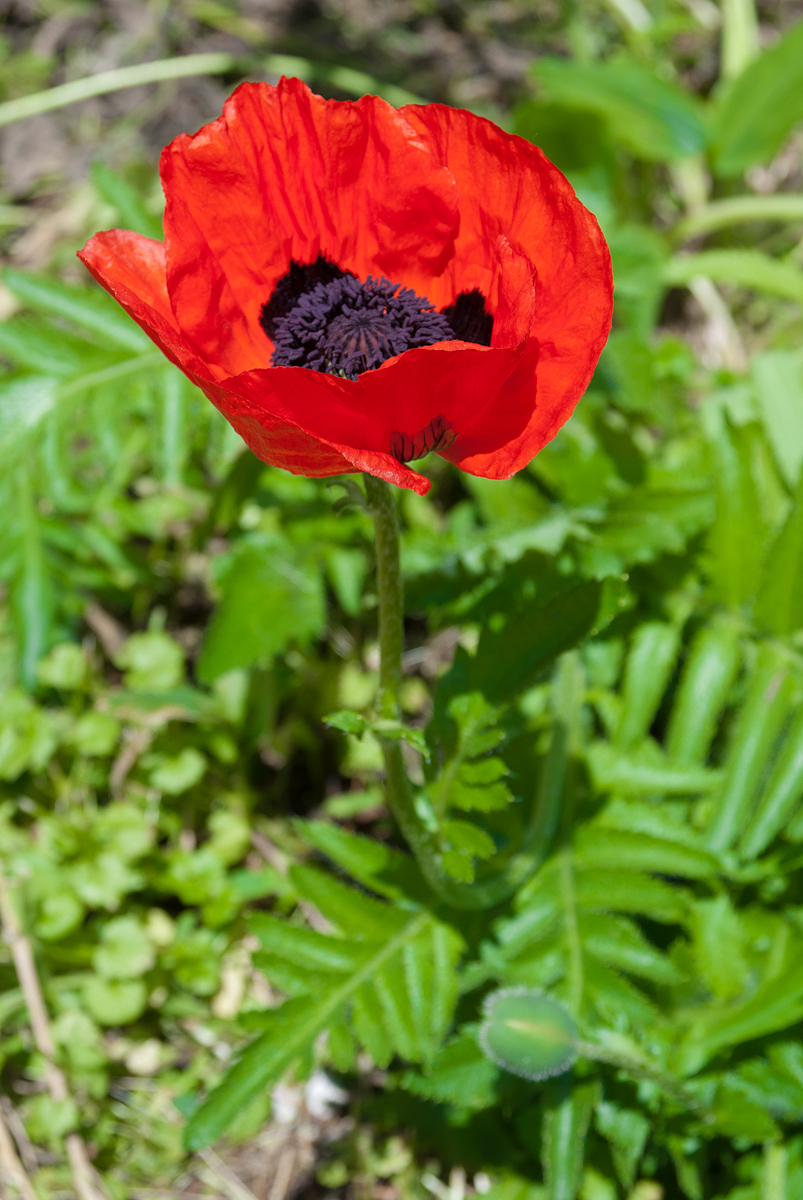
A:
[364,474,559,911]
[363,475,448,891]
[363,475,404,721]
[574,1041,709,1117]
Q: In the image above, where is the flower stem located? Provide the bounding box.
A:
[363,475,404,722]
[363,475,438,870]
[363,473,560,910]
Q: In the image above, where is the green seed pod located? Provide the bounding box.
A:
[479,988,578,1081]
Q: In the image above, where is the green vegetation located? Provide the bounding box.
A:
[2,1,803,1197]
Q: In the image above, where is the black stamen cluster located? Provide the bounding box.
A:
[268,273,456,380]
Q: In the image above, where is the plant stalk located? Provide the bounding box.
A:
[362,472,564,912]
[363,475,558,911]
[363,475,440,874]
[0,867,108,1200]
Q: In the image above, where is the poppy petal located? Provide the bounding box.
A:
[80,231,364,482]
[78,230,191,373]
[203,368,430,493]
[400,102,613,465]
[160,78,460,370]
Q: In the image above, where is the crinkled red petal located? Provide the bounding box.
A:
[79,80,613,493]
[160,78,459,372]
[78,230,359,482]
[400,102,613,473]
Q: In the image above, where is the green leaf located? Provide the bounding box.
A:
[114,630,185,691]
[706,419,780,610]
[711,18,803,176]
[12,464,53,690]
[676,960,803,1075]
[479,989,578,1081]
[574,827,719,878]
[288,864,408,940]
[2,267,150,351]
[580,912,684,984]
[442,819,496,858]
[90,160,163,239]
[92,915,155,980]
[324,710,429,755]
[404,1032,499,1109]
[542,1079,598,1200]
[705,643,796,853]
[0,375,58,471]
[689,894,749,1001]
[587,743,721,795]
[595,1101,650,1190]
[83,977,147,1026]
[293,819,428,903]
[149,748,206,795]
[755,479,803,636]
[740,706,803,858]
[665,617,742,765]
[663,251,803,304]
[752,350,803,489]
[185,908,460,1149]
[467,581,603,704]
[615,622,681,749]
[533,57,706,161]
[606,227,668,337]
[573,868,688,923]
[198,541,325,682]
[591,488,714,566]
[0,315,118,376]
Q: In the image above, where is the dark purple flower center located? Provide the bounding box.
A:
[260,255,493,381]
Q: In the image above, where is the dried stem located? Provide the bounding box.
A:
[0,867,107,1200]
[0,1105,37,1200]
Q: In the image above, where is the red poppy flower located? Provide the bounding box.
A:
[79,78,612,496]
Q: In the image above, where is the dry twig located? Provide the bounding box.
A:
[0,1104,37,1200]
[0,867,107,1200]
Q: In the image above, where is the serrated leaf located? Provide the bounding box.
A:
[186,907,460,1148]
[289,863,407,940]
[587,742,721,795]
[293,818,430,903]
[595,1101,650,1190]
[248,914,368,974]
[755,477,803,637]
[690,894,749,1001]
[324,709,367,734]
[705,419,781,611]
[573,868,687,924]
[574,827,719,878]
[676,960,803,1075]
[616,622,681,749]
[442,819,496,859]
[580,912,683,984]
[752,349,803,490]
[404,1033,499,1109]
[665,616,742,766]
[324,711,429,754]
[542,1079,599,1200]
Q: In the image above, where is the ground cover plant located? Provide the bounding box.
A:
[2,1,803,1198]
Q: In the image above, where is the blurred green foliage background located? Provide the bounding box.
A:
[2,1,803,1198]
